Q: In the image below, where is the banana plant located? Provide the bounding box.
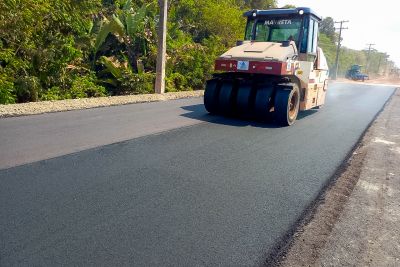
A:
[93,1,150,73]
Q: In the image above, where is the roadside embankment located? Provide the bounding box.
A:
[277,88,400,266]
[0,91,204,118]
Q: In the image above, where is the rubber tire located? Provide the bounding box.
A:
[274,84,300,126]
[236,83,253,115]
[218,81,234,114]
[254,85,274,119]
[204,79,219,113]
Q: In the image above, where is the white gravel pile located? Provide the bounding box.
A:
[0,91,204,118]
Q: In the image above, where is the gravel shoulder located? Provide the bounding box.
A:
[0,91,204,118]
[276,88,400,266]
[333,77,400,87]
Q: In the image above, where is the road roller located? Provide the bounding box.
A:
[204,7,329,126]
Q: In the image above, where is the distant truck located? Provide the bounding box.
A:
[345,65,369,81]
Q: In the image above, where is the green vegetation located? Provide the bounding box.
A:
[319,17,391,77]
[0,0,276,104]
[0,1,393,104]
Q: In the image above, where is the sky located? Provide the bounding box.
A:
[278,0,400,67]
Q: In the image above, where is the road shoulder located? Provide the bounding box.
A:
[0,91,204,118]
[276,88,400,266]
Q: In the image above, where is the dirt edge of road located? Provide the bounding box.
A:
[266,88,398,267]
[0,90,204,118]
[332,77,400,87]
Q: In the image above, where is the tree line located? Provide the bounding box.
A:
[319,17,392,77]
[0,0,392,104]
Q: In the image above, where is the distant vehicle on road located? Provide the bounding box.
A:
[345,65,369,81]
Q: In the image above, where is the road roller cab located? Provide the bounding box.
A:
[204,7,329,126]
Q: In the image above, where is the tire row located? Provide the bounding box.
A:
[204,79,300,126]
[204,79,274,119]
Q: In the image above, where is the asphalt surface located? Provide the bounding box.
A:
[0,98,206,169]
[0,83,395,266]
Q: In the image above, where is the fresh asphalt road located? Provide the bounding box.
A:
[0,83,395,266]
[0,98,208,169]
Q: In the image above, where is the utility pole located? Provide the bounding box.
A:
[377,53,384,76]
[365,43,375,75]
[332,20,349,80]
[154,0,168,94]
[377,57,381,75]
[383,54,389,77]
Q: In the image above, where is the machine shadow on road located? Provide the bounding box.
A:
[180,104,319,128]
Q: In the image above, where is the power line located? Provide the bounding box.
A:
[332,20,349,80]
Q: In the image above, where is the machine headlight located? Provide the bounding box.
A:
[298,10,304,15]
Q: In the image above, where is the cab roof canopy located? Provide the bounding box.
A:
[244,7,322,21]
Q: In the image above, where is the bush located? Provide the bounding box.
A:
[166,34,226,91]
[40,86,62,101]
[0,75,15,104]
[119,71,155,95]
[166,72,189,92]
[69,75,107,99]
[14,76,41,103]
